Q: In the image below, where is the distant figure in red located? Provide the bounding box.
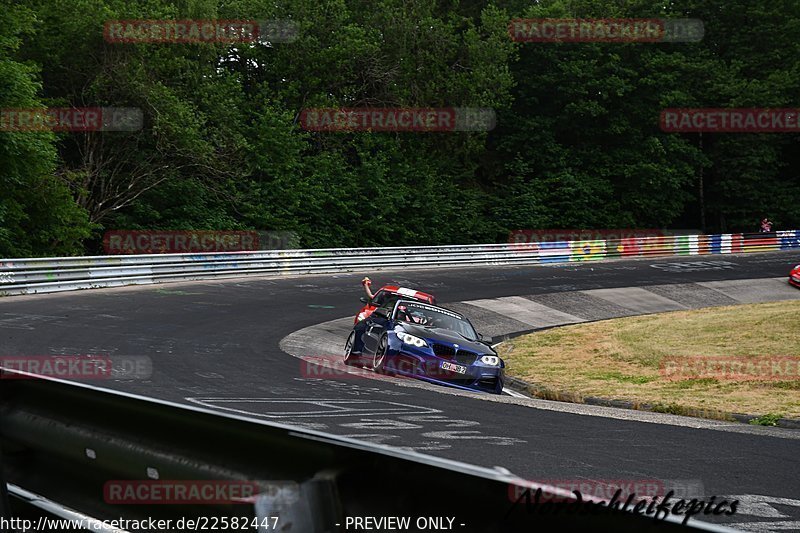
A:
[760,218,773,232]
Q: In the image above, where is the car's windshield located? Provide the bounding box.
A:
[394,302,477,341]
[374,291,425,308]
[370,290,389,306]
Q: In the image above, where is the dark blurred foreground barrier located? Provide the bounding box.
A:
[1,231,798,297]
[0,375,739,532]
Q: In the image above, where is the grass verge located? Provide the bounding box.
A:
[498,300,800,419]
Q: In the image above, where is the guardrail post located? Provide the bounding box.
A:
[0,446,12,531]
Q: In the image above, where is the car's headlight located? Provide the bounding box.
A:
[480,355,500,366]
[396,332,428,348]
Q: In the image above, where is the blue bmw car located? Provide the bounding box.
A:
[344,299,505,394]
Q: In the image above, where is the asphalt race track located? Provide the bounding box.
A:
[2,251,800,532]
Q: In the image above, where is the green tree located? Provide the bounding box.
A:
[0,2,92,257]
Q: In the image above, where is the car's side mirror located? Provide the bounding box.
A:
[359,296,369,304]
[479,334,493,345]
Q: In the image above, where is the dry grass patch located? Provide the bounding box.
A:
[499,300,800,419]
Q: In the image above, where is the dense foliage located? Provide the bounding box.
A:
[1,0,798,256]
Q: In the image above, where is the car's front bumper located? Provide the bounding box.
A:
[383,344,505,394]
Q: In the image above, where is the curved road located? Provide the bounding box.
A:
[1,251,799,531]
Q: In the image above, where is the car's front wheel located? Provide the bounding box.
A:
[372,334,388,373]
[343,331,357,366]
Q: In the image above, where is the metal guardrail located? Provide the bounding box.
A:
[0,375,737,532]
[0,448,11,525]
[1,231,798,296]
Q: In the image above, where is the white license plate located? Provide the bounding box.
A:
[441,361,467,374]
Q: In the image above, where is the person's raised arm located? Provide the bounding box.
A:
[361,277,375,300]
